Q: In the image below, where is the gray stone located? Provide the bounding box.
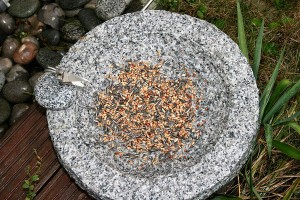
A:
[40,29,60,46]
[2,80,33,103]
[38,3,65,30]
[0,71,5,90]
[35,11,259,200]
[0,123,9,138]
[29,71,44,88]
[0,12,16,34]
[0,57,13,74]
[36,48,62,69]
[78,8,101,31]
[8,0,40,18]
[61,19,86,42]
[65,8,81,17]
[126,0,158,13]
[0,98,11,124]
[21,35,40,48]
[95,0,127,20]
[57,0,90,10]
[1,37,21,59]
[84,0,96,9]
[6,64,29,82]
[9,103,30,125]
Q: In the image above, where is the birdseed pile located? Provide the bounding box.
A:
[95,61,205,170]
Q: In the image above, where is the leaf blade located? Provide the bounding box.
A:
[252,19,264,79]
[237,0,249,60]
[273,140,300,160]
[264,124,273,157]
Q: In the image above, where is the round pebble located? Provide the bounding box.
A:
[0,98,11,124]
[65,8,81,17]
[29,71,44,88]
[95,0,127,21]
[36,48,62,69]
[57,0,90,10]
[40,29,60,46]
[0,71,5,90]
[84,0,97,9]
[8,0,40,18]
[38,3,65,30]
[1,37,21,59]
[0,12,16,34]
[13,42,38,65]
[9,103,30,125]
[2,80,33,103]
[0,57,13,74]
[21,35,40,48]
[61,19,86,42]
[6,64,29,82]
[21,15,45,36]
[0,123,9,138]
[78,8,101,31]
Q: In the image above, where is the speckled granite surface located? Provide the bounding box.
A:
[96,0,133,20]
[35,10,259,199]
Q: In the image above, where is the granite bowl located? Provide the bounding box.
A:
[35,10,259,200]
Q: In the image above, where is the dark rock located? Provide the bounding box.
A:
[6,64,29,82]
[95,0,126,21]
[0,57,13,74]
[65,8,81,17]
[0,12,16,34]
[57,0,90,10]
[8,0,40,18]
[40,29,60,46]
[61,19,86,42]
[84,0,96,9]
[0,123,9,138]
[38,3,65,30]
[9,103,30,125]
[29,71,44,88]
[2,80,33,103]
[78,8,101,31]
[0,30,7,46]
[1,37,21,59]
[17,15,45,36]
[0,98,11,124]
[0,71,5,90]
[36,48,62,69]
[13,42,38,65]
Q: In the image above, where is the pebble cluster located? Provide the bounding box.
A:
[0,0,153,137]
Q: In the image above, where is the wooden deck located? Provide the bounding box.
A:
[0,103,93,200]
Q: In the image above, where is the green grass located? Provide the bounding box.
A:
[158,0,300,199]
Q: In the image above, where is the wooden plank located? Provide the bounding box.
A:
[56,182,79,200]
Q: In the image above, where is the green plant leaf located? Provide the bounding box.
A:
[29,185,34,191]
[263,78,300,123]
[286,122,300,136]
[252,19,264,79]
[213,19,226,30]
[259,47,285,124]
[236,0,249,60]
[251,18,262,27]
[265,79,292,113]
[198,4,207,14]
[282,178,300,200]
[197,10,204,19]
[25,197,31,200]
[212,196,242,200]
[281,17,295,25]
[273,140,300,160]
[264,124,273,157]
[263,42,279,55]
[22,182,29,189]
[269,22,280,29]
[273,110,300,126]
[31,175,39,182]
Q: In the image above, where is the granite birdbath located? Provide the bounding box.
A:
[35,10,259,200]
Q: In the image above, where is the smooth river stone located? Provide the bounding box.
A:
[8,0,40,18]
[9,103,30,125]
[1,37,21,59]
[38,3,65,30]
[61,19,86,42]
[0,123,9,138]
[21,35,40,48]
[78,8,101,31]
[13,42,38,65]
[57,0,90,10]
[0,57,13,74]
[6,64,29,82]
[2,80,33,103]
[40,29,60,46]
[36,48,62,69]
[0,98,11,124]
[29,71,44,88]
[0,71,5,90]
[0,12,16,34]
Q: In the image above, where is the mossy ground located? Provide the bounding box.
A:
[158,0,300,199]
